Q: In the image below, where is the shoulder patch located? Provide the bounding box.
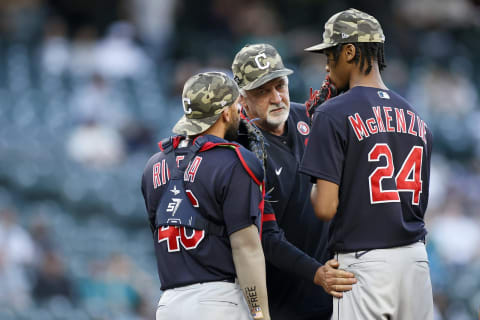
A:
[297,121,310,136]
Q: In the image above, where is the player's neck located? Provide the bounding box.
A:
[203,123,226,139]
[349,63,388,90]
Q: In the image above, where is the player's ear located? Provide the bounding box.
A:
[344,44,356,62]
[239,95,250,114]
[221,106,231,123]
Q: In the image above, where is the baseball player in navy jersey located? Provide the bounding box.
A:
[141,72,271,320]
[232,43,357,320]
[300,8,434,319]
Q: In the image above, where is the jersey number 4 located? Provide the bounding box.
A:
[157,226,205,252]
[368,143,423,205]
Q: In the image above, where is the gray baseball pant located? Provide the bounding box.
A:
[332,241,433,320]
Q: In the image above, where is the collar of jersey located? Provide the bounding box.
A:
[193,134,230,145]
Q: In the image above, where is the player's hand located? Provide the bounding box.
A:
[305,75,338,122]
[313,259,357,298]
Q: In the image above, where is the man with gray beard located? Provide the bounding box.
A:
[232,44,356,319]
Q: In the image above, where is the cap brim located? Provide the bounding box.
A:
[242,68,294,90]
[304,42,337,53]
[172,111,225,136]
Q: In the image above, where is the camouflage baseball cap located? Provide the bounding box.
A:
[305,8,385,53]
[232,43,293,90]
[172,72,239,136]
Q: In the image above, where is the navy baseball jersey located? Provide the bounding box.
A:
[300,86,433,253]
[141,135,262,290]
[260,103,332,319]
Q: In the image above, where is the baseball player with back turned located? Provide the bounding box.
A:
[300,8,434,320]
[141,72,270,320]
[232,43,357,319]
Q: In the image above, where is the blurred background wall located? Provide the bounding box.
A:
[0,0,479,319]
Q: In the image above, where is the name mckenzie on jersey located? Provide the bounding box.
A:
[348,106,428,145]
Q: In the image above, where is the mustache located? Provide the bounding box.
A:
[267,102,288,112]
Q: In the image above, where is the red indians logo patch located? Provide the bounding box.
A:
[297,121,310,136]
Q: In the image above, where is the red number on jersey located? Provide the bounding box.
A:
[180,227,205,249]
[157,226,205,252]
[396,146,423,205]
[368,144,400,203]
[368,144,423,205]
[157,225,181,252]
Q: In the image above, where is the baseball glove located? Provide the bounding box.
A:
[238,116,267,174]
[305,75,338,121]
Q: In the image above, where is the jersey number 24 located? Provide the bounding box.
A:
[368,143,423,205]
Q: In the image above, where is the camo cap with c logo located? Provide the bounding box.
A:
[232,43,293,91]
[305,8,385,53]
[172,72,239,136]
